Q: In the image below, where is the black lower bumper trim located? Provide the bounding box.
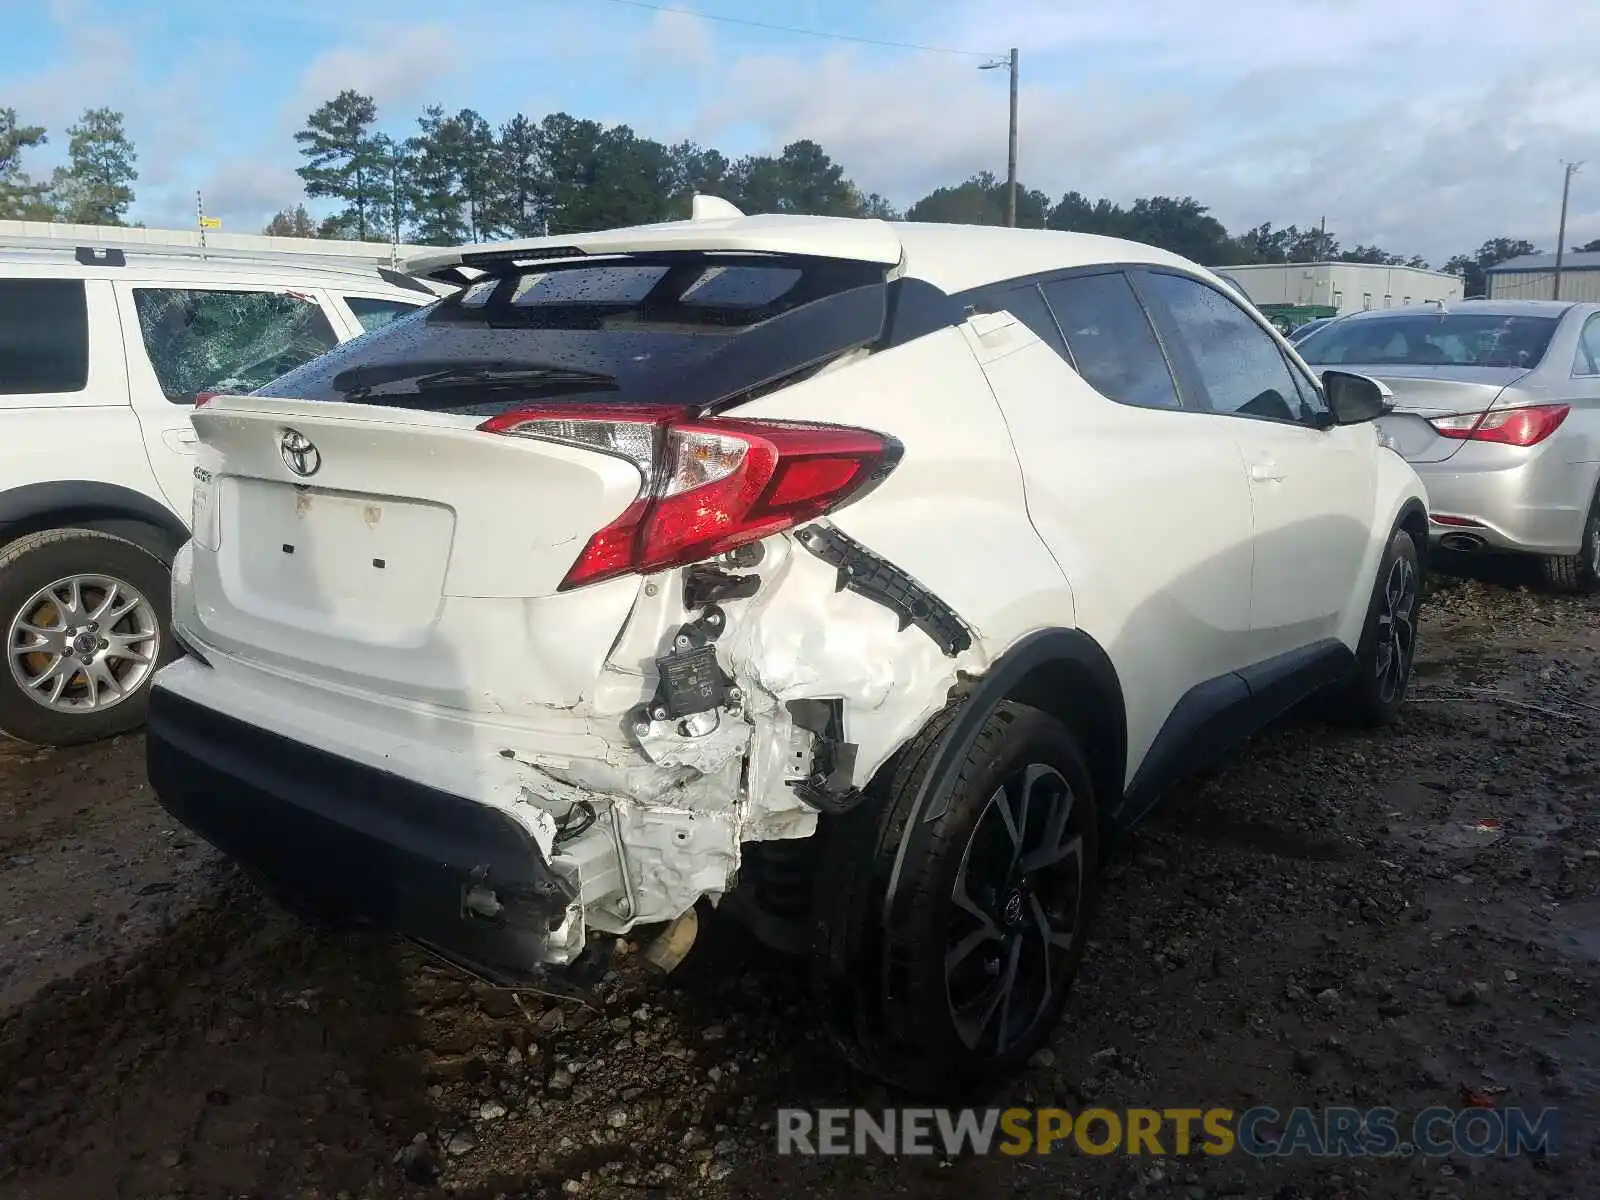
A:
[146,686,579,984]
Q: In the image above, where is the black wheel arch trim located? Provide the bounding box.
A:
[1395,496,1429,571]
[880,627,1126,925]
[0,481,189,557]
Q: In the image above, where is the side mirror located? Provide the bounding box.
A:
[1321,370,1392,425]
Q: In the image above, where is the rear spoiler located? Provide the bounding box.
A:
[376,266,443,296]
[403,196,904,286]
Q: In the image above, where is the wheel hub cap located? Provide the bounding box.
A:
[7,573,160,714]
[945,762,1086,1055]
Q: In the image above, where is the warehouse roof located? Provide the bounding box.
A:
[1487,251,1600,273]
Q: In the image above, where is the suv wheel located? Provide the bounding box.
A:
[1325,526,1421,727]
[812,701,1098,1096]
[0,528,174,746]
[1538,485,1600,594]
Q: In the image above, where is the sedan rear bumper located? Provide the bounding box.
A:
[146,684,591,989]
[1416,451,1597,556]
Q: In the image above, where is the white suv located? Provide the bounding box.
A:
[145,206,1428,1093]
[0,245,431,745]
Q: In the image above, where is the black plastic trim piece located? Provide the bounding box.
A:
[786,698,865,815]
[881,627,1126,920]
[376,266,440,296]
[682,566,761,610]
[792,524,973,657]
[74,246,126,267]
[146,687,584,988]
[1119,638,1355,827]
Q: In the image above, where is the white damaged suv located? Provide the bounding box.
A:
[146,201,1429,1094]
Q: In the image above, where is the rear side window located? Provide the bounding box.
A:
[1574,314,1600,377]
[256,254,890,415]
[345,296,424,333]
[983,283,1068,357]
[132,288,340,404]
[0,278,89,395]
[1041,273,1181,410]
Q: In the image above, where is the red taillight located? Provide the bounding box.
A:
[194,392,222,408]
[478,405,899,590]
[1429,404,1570,447]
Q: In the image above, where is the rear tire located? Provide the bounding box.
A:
[810,701,1098,1097]
[1324,527,1421,727]
[0,528,175,747]
[1537,486,1600,594]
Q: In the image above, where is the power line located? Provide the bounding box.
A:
[582,0,1000,59]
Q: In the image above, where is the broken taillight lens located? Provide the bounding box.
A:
[1429,404,1570,447]
[478,404,900,590]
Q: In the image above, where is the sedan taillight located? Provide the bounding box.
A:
[1429,404,1570,447]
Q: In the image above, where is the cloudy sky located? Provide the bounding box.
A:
[6,0,1598,265]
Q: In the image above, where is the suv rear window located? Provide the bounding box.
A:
[1296,312,1561,368]
[345,296,423,333]
[255,254,890,415]
[0,278,89,395]
[133,287,341,403]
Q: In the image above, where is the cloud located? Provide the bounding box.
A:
[285,23,461,132]
[631,6,715,75]
[690,0,1600,263]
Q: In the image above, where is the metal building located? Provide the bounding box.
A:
[1485,251,1600,302]
[1217,261,1464,317]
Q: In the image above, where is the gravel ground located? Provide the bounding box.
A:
[0,573,1595,1200]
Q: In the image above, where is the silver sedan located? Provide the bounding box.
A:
[1294,299,1600,591]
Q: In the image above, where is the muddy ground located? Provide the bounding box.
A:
[0,571,1595,1200]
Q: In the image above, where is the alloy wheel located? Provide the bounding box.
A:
[6,573,161,712]
[945,763,1085,1055]
[1373,553,1417,705]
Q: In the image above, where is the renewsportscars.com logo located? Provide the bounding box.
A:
[776,1106,1560,1159]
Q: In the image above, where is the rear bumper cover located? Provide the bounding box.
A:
[1416,452,1596,556]
[146,684,586,986]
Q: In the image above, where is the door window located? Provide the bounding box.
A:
[131,287,339,403]
[0,278,89,395]
[1139,271,1323,425]
[1040,272,1181,409]
[345,295,424,334]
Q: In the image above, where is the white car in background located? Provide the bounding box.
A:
[0,244,432,745]
[146,203,1428,1093]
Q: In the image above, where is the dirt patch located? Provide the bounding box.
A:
[0,576,1596,1200]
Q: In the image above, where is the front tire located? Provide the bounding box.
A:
[0,528,174,746]
[811,702,1098,1097]
[1325,526,1421,727]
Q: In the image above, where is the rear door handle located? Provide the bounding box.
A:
[1249,462,1285,483]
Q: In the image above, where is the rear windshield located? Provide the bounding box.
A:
[253,253,889,415]
[1296,312,1561,369]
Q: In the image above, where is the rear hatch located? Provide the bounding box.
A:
[181,248,903,718]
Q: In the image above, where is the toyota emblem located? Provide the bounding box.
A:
[280,428,321,477]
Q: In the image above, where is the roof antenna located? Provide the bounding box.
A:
[690,194,744,222]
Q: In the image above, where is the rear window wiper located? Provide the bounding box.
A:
[330,360,616,398]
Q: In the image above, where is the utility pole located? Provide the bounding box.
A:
[1554,161,1582,301]
[980,49,1020,227]
[1006,48,1019,227]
